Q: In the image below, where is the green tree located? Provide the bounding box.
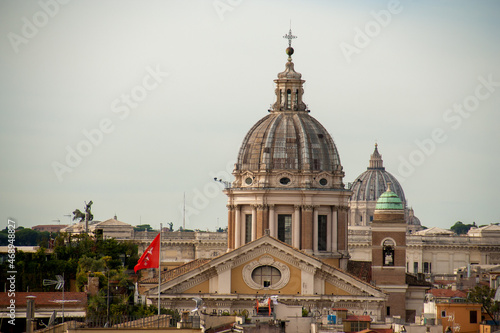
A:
[450,221,475,235]
[134,224,153,232]
[87,291,107,318]
[467,284,499,325]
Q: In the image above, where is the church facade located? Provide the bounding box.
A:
[141,32,392,324]
[144,235,387,321]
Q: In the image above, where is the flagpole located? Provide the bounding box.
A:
[158,223,162,317]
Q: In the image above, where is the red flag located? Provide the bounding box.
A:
[134,233,160,273]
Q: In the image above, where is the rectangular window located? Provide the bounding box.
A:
[277,214,292,245]
[359,215,363,222]
[424,262,429,273]
[414,262,418,274]
[470,310,477,323]
[245,214,252,244]
[370,215,373,222]
[441,310,446,318]
[318,215,327,251]
[387,307,391,316]
[350,322,368,331]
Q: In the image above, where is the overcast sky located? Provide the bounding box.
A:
[1,0,499,231]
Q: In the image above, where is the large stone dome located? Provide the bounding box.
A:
[232,47,345,189]
[236,112,341,173]
[348,144,406,226]
[350,144,406,204]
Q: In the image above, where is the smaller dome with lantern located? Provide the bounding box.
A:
[375,183,404,211]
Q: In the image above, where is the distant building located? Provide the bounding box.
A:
[32,224,67,233]
[349,144,423,234]
[60,215,134,240]
[423,290,481,333]
[91,216,134,239]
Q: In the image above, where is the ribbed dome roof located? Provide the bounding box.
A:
[375,184,403,210]
[234,41,343,179]
[236,112,341,172]
[350,144,406,204]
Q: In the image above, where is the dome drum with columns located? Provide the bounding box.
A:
[225,31,351,268]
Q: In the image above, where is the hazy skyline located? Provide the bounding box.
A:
[1,0,499,231]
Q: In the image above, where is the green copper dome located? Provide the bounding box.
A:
[375,183,404,210]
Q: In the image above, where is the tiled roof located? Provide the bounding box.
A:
[358,329,393,333]
[0,292,87,308]
[345,315,372,322]
[433,280,456,286]
[428,289,467,298]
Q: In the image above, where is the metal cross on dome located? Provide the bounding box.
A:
[283,28,297,47]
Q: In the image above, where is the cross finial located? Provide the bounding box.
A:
[283,28,297,48]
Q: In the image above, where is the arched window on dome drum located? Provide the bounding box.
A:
[287,89,291,109]
[383,239,395,266]
[295,89,299,107]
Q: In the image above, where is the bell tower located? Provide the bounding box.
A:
[371,183,408,319]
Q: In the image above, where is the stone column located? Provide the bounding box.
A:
[327,211,332,252]
[256,204,267,238]
[331,206,338,251]
[234,205,241,249]
[251,205,257,241]
[313,207,319,253]
[337,206,347,251]
[301,205,313,252]
[269,205,276,238]
[226,205,234,250]
[293,205,301,248]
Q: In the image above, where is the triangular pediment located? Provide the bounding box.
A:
[144,236,385,299]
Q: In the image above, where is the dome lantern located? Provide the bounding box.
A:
[272,28,307,112]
